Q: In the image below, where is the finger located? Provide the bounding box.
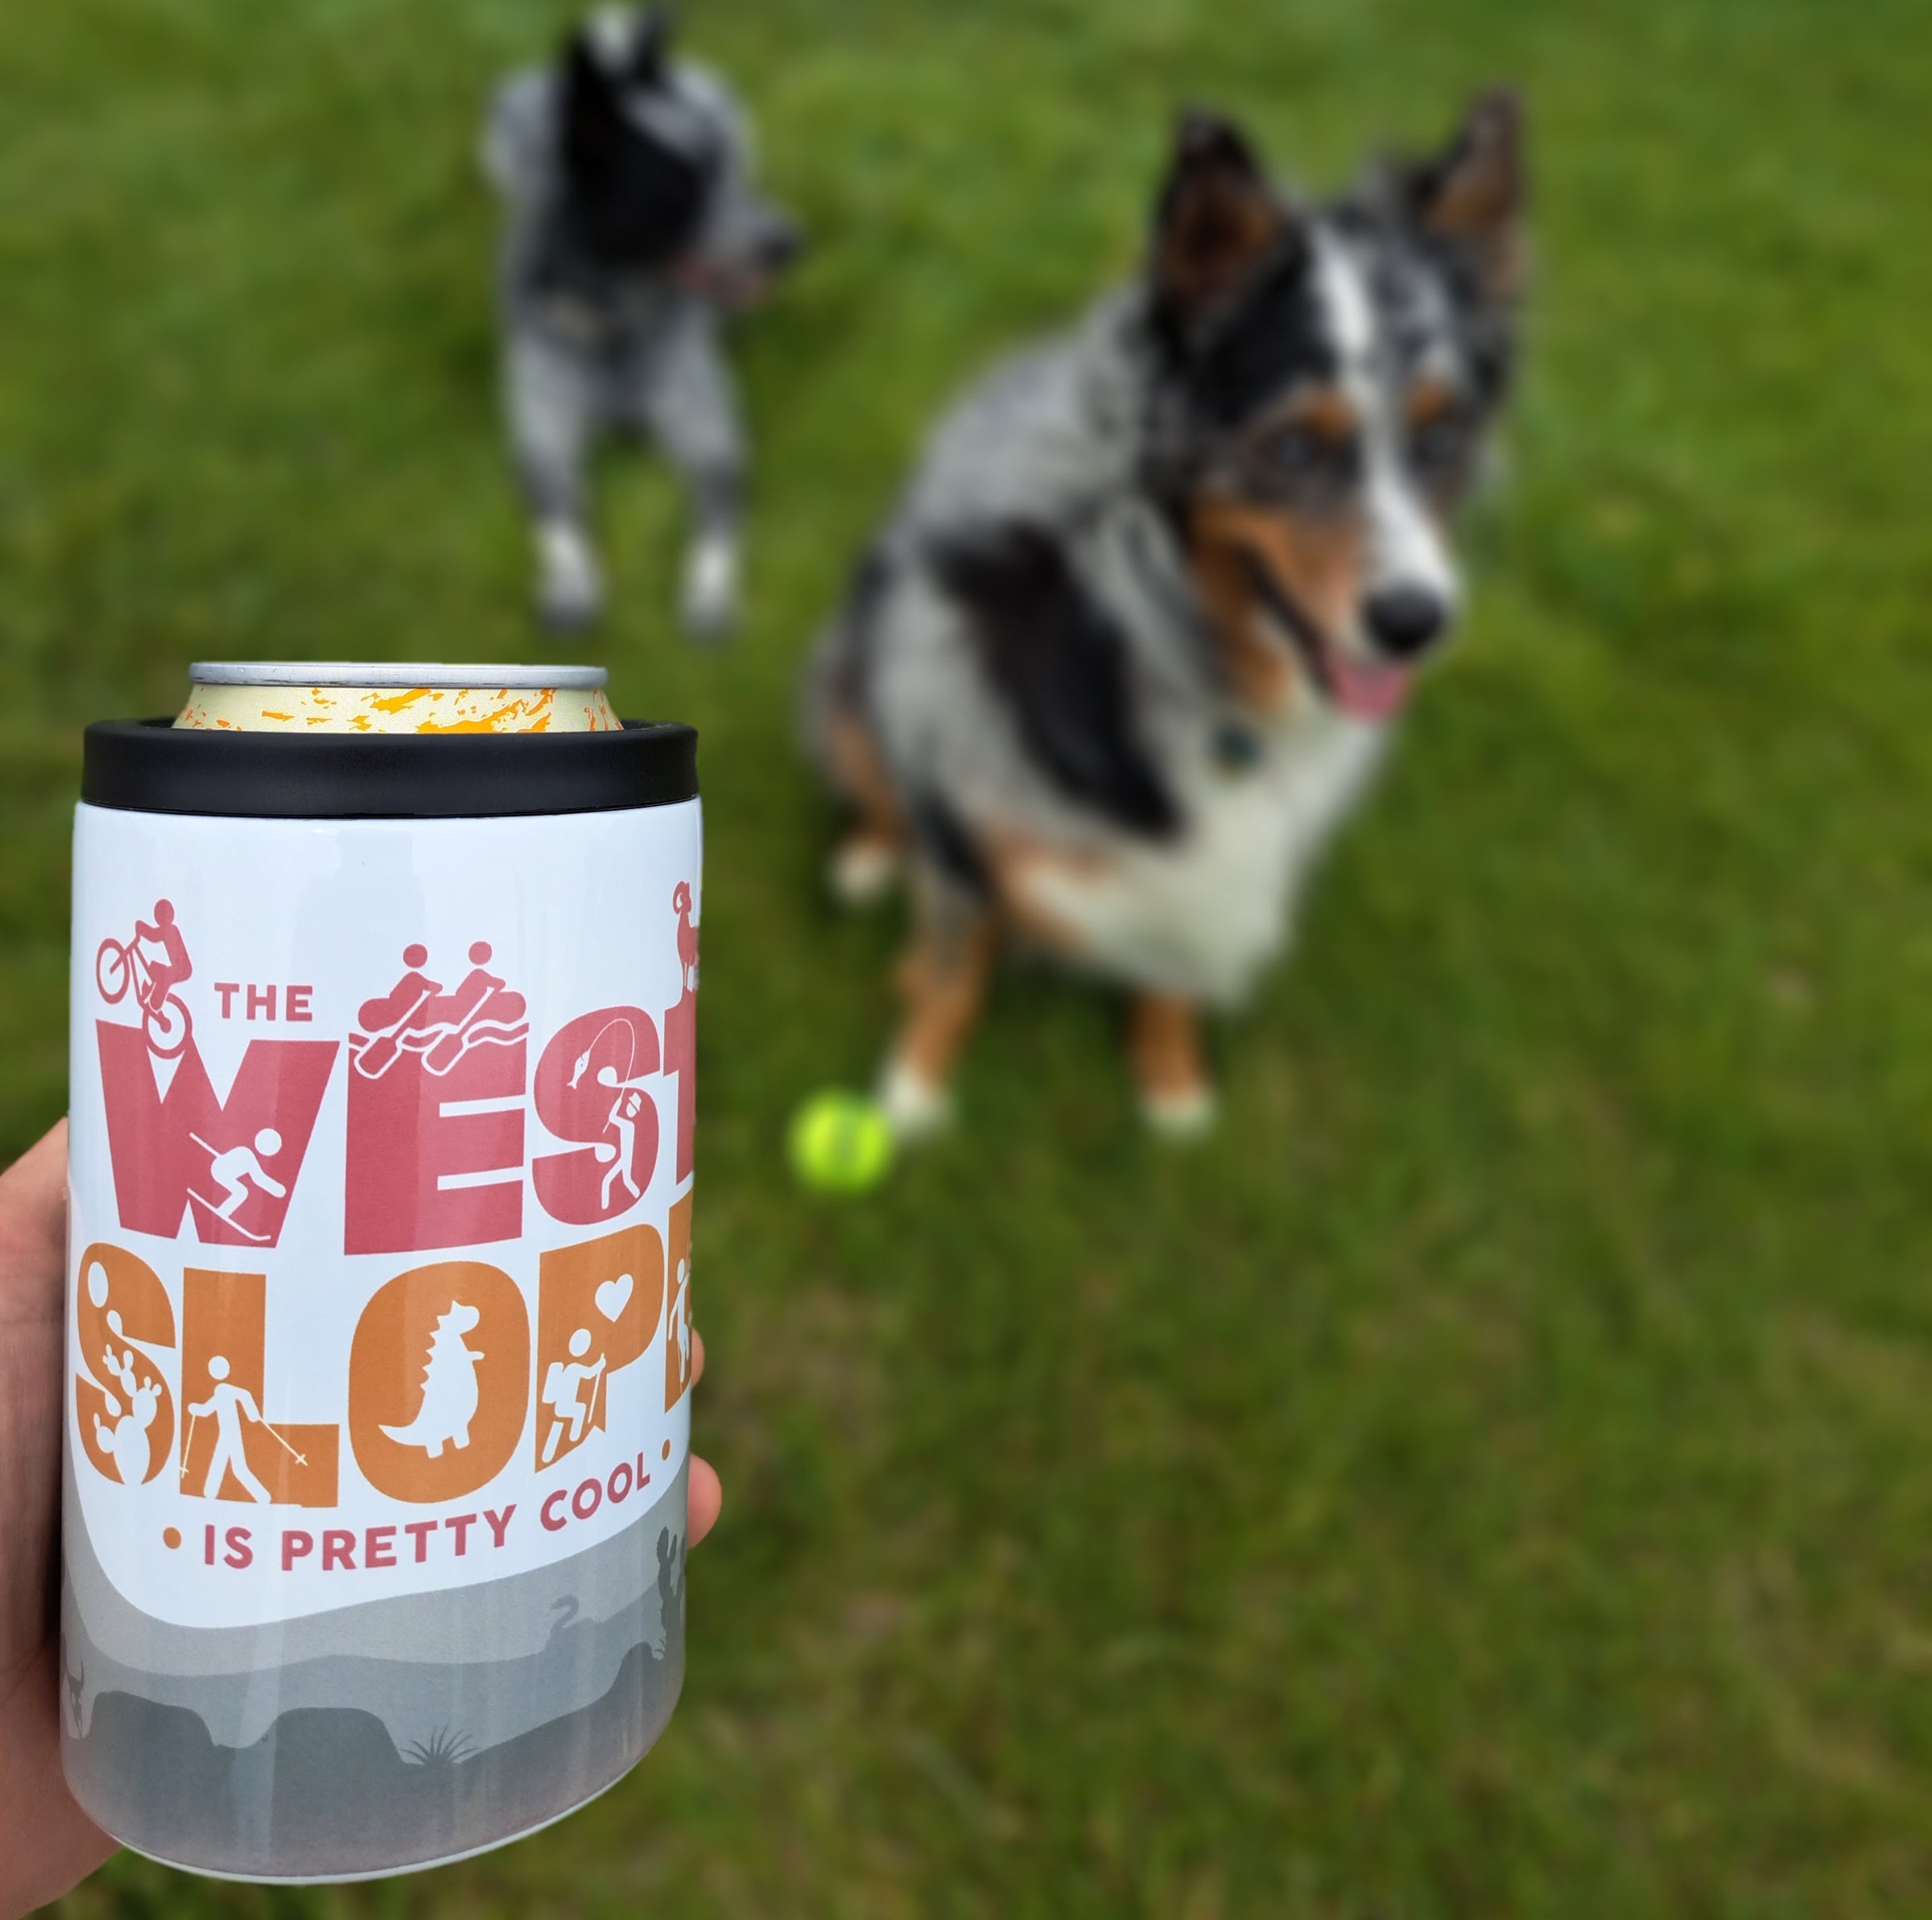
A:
[0,1119,68,1321]
[0,1643,115,1918]
[687,1455,721,1548]
[690,1328,706,1389]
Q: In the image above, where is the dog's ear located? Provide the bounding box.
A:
[630,7,673,84]
[1406,89,1526,299]
[561,31,620,127]
[559,25,630,183]
[1150,111,1291,332]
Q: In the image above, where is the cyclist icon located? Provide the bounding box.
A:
[96,898,195,1059]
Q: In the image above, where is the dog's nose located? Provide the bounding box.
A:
[1363,585,1450,659]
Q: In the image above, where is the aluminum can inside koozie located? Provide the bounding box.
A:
[175,661,621,736]
[61,667,701,1880]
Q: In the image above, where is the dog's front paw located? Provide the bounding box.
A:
[829,836,903,907]
[1141,1083,1218,1141]
[680,532,739,642]
[877,1059,952,1140]
[535,521,604,632]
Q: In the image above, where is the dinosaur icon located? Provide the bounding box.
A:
[381,1301,483,1459]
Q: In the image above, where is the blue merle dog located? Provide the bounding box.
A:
[807,97,1525,1136]
[483,8,800,637]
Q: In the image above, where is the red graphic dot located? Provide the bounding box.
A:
[469,941,492,964]
[403,943,428,968]
[162,1527,182,1550]
[661,1440,671,1461]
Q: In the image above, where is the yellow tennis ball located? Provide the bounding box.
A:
[788,1089,894,1194]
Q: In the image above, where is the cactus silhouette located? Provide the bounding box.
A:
[381,1301,483,1458]
[402,1725,475,1768]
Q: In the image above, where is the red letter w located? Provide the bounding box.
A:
[97,1025,337,1247]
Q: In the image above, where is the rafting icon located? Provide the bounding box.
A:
[350,941,529,1080]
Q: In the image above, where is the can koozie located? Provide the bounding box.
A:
[60,688,701,1881]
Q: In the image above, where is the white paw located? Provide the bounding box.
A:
[680,531,739,641]
[828,839,902,906]
[877,1059,952,1140]
[1141,1084,1218,1140]
[535,520,603,631]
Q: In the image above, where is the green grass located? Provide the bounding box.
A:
[10,0,1932,1911]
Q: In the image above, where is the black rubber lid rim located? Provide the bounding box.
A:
[81,719,698,819]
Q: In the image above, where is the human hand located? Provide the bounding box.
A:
[0,1120,720,1918]
[687,1331,722,1547]
[0,1121,114,1919]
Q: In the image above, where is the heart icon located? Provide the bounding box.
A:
[595,1273,634,1323]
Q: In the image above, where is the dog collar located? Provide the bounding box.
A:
[1212,721,1265,775]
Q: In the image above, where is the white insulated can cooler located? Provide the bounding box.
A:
[60,667,702,1879]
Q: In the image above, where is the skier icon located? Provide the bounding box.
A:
[186,1356,274,1503]
[541,1327,609,1466]
[187,1128,287,1242]
[566,1016,653,1208]
[382,1301,484,1458]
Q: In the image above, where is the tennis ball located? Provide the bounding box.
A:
[788,1089,895,1195]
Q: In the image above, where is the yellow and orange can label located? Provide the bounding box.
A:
[175,663,619,735]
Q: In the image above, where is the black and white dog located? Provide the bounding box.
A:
[483,8,800,636]
[807,96,1525,1135]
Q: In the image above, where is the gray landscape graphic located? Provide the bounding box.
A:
[62,1466,688,1878]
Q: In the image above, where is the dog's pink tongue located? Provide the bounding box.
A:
[1326,647,1414,723]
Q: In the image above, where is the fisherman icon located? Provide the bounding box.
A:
[567,1016,654,1208]
[187,1128,287,1243]
[540,1327,609,1465]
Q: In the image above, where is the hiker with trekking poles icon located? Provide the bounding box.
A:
[540,1327,609,1465]
[95,896,195,1059]
[184,1354,307,1501]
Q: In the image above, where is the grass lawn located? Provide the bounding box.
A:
[9,0,1932,1911]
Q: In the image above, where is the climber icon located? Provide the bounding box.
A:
[381,1300,484,1459]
